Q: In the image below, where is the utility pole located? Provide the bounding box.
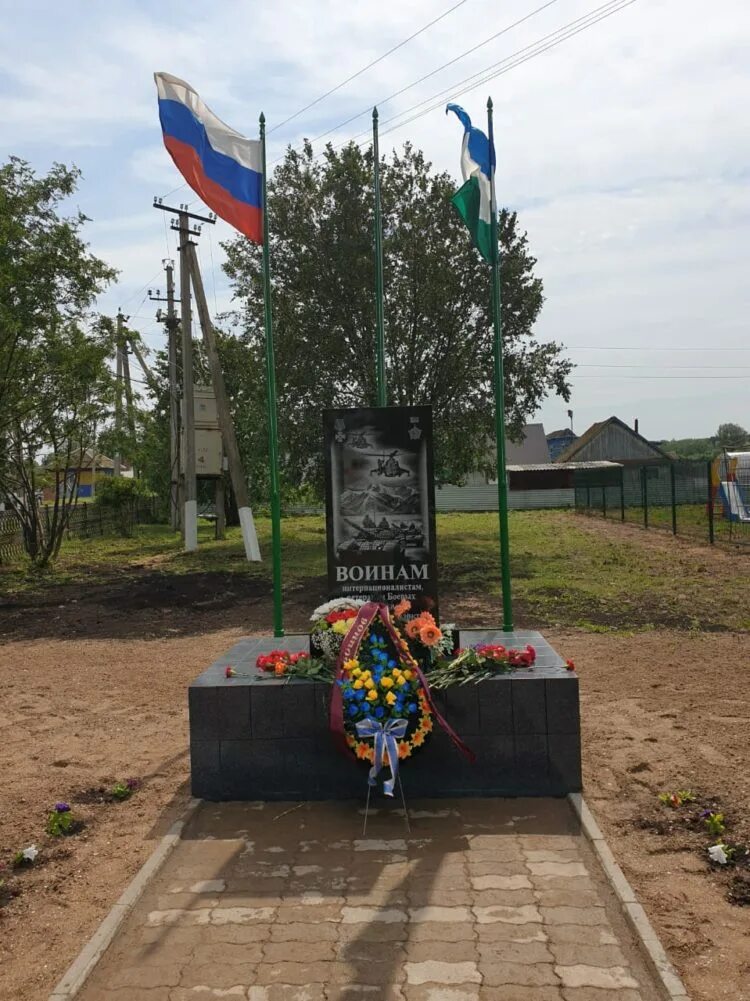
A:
[149,260,181,531]
[177,210,198,550]
[127,336,159,396]
[114,311,124,477]
[121,333,136,445]
[186,242,261,562]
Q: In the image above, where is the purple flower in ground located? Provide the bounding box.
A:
[55,802,70,813]
[126,778,141,790]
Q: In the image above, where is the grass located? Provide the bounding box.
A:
[1,511,748,632]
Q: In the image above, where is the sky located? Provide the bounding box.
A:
[2,0,749,441]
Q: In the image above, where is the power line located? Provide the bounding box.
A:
[287,0,563,156]
[564,345,750,351]
[577,363,750,370]
[369,0,636,148]
[268,0,473,136]
[117,269,164,311]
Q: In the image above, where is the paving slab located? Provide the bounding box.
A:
[74,798,664,1001]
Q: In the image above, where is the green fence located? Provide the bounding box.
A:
[574,460,749,546]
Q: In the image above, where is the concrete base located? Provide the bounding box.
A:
[189,629,581,801]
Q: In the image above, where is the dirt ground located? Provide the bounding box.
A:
[0,522,748,1001]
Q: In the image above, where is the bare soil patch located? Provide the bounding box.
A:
[1,518,749,1001]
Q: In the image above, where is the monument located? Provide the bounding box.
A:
[188,404,582,802]
[324,405,438,615]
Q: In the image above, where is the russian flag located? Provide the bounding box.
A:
[155,72,263,243]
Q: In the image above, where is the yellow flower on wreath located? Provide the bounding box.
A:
[380,676,394,689]
[353,679,364,690]
[364,678,375,690]
[343,658,360,672]
[332,619,349,635]
[402,669,413,681]
[385,691,397,706]
[366,689,378,702]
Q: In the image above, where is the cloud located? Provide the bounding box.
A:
[5,0,749,438]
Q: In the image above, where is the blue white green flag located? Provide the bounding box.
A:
[446,103,494,264]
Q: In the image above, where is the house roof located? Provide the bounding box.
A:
[555,417,672,463]
[68,451,131,471]
[546,428,577,439]
[505,423,550,464]
[507,461,621,472]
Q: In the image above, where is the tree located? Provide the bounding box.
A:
[716,423,749,450]
[0,158,117,565]
[223,141,571,494]
[660,437,719,462]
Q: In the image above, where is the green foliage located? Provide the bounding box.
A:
[222,141,571,496]
[0,157,117,566]
[704,812,726,837]
[46,807,76,837]
[660,437,719,461]
[716,423,749,450]
[94,475,149,536]
[658,790,696,808]
[110,778,140,801]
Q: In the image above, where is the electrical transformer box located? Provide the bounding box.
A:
[181,427,223,477]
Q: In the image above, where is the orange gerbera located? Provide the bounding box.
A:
[397,740,410,759]
[393,599,411,617]
[405,618,423,639]
[419,611,436,626]
[411,730,426,747]
[355,741,373,761]
[419,623,443,647]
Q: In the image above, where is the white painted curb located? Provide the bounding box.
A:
[569,792,690,1000]
[47,797,201,1000]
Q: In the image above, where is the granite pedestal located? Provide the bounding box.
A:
[189,629,581,801]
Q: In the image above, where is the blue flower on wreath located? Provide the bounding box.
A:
[374,706,385,719]
[348,705,359,717]
[387,659,396,668]
[408,702,417,713]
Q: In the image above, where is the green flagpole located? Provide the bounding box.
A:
[487,97,514,632]
[259,112,284,637]
[372,107,387,407]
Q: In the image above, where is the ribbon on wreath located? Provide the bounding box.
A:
[355,717,409,796]
[329,601,475,763]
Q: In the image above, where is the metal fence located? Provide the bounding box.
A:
[0,499,160,565]
[574,460,749,546]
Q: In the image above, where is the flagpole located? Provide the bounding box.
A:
[487,97,514,633]
[372,106,387,407]
[259,111,284,637]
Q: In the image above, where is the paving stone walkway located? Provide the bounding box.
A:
[77,798,663,1001]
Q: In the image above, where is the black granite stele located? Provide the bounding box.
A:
[189,629,581,801]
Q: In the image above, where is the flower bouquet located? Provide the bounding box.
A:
[428,641,537,688]
[309,598,367,664]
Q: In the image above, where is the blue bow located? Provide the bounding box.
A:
[355,718,409,797]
